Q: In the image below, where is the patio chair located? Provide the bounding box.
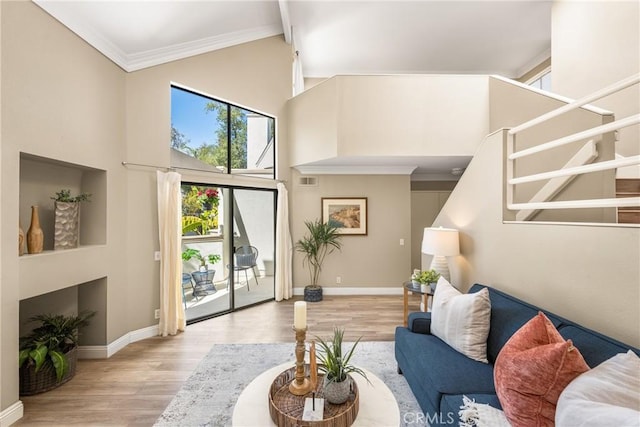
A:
[230,245,259,291]
[181,273,198,310]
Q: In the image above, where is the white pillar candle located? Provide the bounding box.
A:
[294,301,307,330]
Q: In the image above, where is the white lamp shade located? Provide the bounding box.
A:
[421,227,460,256]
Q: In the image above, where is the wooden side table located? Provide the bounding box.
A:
[403,281,434,327]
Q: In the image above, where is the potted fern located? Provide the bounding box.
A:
[19,311,95,395]
[295,219,343,302]
[315,327,369,404]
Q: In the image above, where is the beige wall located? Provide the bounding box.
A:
[289,171,411,289]
[552,1,639,162]
[124,36,292,333]
[289,75,490,166]
[411,191,451,270]
[1,1,127,411]
[433,130,640,347]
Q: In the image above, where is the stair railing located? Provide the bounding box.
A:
[506,74,640,220]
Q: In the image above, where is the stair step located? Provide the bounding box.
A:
[616,178,640,194]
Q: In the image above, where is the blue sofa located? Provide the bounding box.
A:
[394,284,640,426]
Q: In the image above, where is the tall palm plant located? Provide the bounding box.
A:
[295,219,343,289]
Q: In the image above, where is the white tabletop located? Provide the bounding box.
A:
[232,362,400,427]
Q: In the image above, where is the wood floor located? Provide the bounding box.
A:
[16,294,418,426]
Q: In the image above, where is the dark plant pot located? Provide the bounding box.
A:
[19,346,78,396]
[304,286,323,302]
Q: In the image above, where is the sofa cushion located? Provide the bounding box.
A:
[556,350,640,426]
[559,324,640,368]
[395,326,496,396]
[494,312,590,427]
[468,284,563,364]
[431,277,491,363]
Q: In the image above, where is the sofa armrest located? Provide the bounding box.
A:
[408,312,432,335]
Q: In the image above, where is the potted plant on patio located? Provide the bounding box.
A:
[295,219,342,302]
[182,248,222,272]
[315,327,369,404]
[19,311,95,395]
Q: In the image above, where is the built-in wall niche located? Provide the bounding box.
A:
[19,278,107,347]
[19,152,106,252]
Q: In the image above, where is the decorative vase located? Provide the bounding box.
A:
[27,206,44,254]
[420,283,428,293]
[18,223,25,256]
[322,375,352,404]
[54,201,80,250]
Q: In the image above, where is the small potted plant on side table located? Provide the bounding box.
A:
[415,269,441,293]
[315,327,369,404]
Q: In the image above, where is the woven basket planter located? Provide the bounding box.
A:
[19,346,78,396]
[304,286,323,302]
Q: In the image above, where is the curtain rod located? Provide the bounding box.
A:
[121,161,285,183]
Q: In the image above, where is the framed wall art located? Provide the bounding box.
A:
[321,197,367,235]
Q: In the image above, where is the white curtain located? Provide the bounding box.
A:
[156,170,186,336]
[275,182,293,301]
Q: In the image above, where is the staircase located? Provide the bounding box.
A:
[617,178,640,223]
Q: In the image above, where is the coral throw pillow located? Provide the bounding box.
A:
[494,312,589,427]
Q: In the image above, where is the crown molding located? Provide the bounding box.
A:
[515,47,551,80]
[126,25,284,72]
[33,1,283,72]
[294,165,417,175]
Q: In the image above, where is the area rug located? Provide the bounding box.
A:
[155,341,422,426]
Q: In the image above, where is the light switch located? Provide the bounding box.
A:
[400,239,405,246]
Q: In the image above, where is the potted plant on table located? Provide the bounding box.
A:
[295,219,343,302]
[19,311,95,395]
[414,269,441,293]
[315,327,369,404]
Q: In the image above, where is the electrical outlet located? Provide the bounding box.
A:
[154,309,160,319]
[400,238,405,246]
[154,251,161,261]
[336,276,342,284]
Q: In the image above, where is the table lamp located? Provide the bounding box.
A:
[421,227,459,282]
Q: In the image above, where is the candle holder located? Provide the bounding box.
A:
[289,326,312,396]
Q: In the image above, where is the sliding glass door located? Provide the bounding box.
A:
[231,188,275,309]
[180,183,275,323]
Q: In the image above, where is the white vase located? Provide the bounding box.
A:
[54,201,80,250]
[420,283,428,293]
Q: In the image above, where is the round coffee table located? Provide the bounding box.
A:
[232,362,399,427]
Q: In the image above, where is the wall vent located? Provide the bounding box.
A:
[298,176,318,187]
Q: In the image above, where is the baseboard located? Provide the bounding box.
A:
[292,287,403,296]
[78,324,159,359]
[0,401,23,427]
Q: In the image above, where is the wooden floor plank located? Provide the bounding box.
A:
[16,294,421,426]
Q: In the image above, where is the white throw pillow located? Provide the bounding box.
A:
[430,277,491,363]
[556,350,640,427]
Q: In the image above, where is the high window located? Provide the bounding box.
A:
[170,86,275,179]
[171,86,277,323]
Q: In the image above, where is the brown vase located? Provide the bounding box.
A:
[27,206,44,254]
[18,223,25,256]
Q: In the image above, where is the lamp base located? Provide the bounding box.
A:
[429,255,450,282]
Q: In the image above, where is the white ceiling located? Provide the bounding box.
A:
[33,0,552,180]
[34,0,551,78]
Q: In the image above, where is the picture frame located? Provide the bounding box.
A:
[321,197,367,235]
